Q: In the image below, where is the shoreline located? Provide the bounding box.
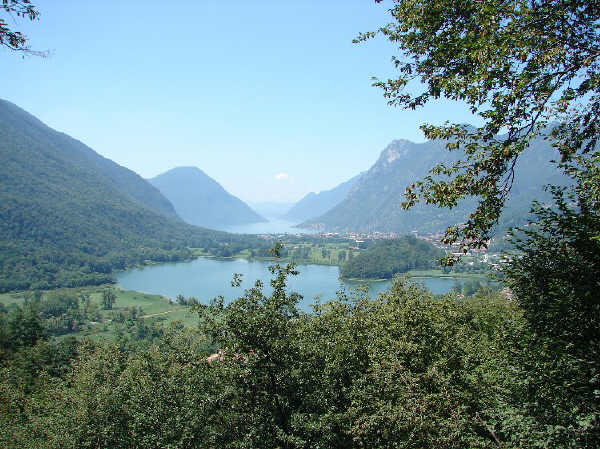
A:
[341,272,491,282]
[122,254,493,283]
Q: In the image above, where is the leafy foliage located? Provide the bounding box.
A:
[359,0,600,260]
[506,184,600,345]
[0,257,597,448]
[0,0,42,55]
[499,179,600,445]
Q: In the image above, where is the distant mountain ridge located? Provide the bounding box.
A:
[149,167,266,229]
[284,173,363,223]
[299,134,569,235]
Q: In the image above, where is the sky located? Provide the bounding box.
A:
[2,0,480,203]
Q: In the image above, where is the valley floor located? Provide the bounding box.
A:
[0,286,198,341]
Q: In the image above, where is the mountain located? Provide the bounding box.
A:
[283,173,363,223]
[0,100,265,292]
[149,167,266,229]
[0,101,179,220]
[299,135,569,235]
[249,201,295,219]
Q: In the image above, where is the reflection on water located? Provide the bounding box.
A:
[116,257,473,312]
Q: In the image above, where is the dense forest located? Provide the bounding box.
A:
[340,236,443,279]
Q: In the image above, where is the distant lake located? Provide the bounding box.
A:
[216,218,317,235]
[116,257,468,312]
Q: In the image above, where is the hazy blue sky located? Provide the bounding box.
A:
[2,1,479,202]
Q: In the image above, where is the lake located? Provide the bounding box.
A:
[116,257,467,312]
[215,218,317,235]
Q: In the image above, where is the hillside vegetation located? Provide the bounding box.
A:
[0,101,269,291]
[1,252,597,448]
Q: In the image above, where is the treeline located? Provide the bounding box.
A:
[0,289,182,358]
[208,239,274,258]
[0,234,272,293]
[0,203,274,292]
[0,289,149,340]
[0,292,187,399]
[0,243,189,292]
[452,278,499,296]
[340,235,443,279]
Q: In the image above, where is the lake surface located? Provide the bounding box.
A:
[116,257,466,311]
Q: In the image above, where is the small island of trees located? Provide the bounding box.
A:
[340,235,443,279]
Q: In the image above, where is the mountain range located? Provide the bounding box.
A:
[0,100,264,291]
[149,167,265,229]
[0,97,569,291]
[283,173,363,223]
[298,135,569,235]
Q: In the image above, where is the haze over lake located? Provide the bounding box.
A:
[116,257,465,311]
[217,218,316,235]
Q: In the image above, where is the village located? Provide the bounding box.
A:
[256,228,505,272]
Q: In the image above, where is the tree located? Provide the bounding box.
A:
[505,185,600,346]
[358,0,600,260]
[0,1,44,55]
[196,256,304,448]
[5,303,46,350]
[496,177,600,446]
[102,289,116,310]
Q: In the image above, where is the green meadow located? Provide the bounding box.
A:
[0,285,199,340]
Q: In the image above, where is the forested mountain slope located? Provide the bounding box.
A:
[0,100,179,219]
[149,167,266,229]
[0,100,265,291]
[283,173,363,223]
[300,134,568,234]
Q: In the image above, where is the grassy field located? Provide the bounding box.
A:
[0,286,180,315]
[0,285,199,340]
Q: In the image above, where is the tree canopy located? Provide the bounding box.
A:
[2,261,597,447]
[359,0,600,259]
[340,235,443,279]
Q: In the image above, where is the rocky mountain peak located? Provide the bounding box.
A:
[377,139,410,167]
